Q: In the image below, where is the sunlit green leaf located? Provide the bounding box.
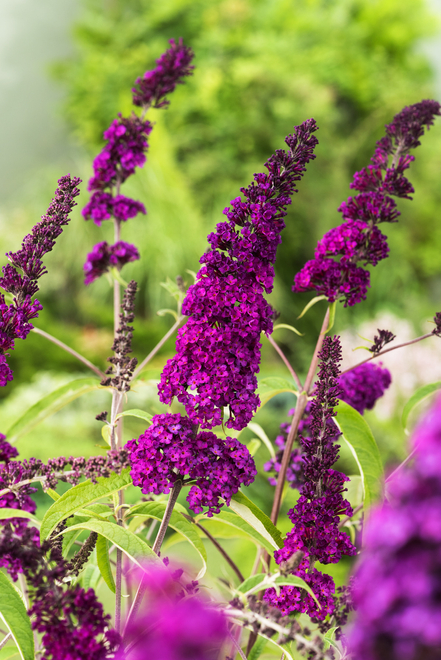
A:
[246,438,261,456]
[40,468,132,541]
[335,401,383,509]
[401,381,441,430]
[127,502,207,578]
[247,634,267,660]
[228,492,283,549]
[257,377,298,408]
[297,295,327,319]
[272,323,304,336]
[96,534,116,593]
[0,509,39,526]
[246,423,275,458]
[115,409,153,424]
[0,572,34,660]
[58,519,158,568]
[6,378,104,443]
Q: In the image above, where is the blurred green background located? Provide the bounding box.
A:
[1,0,441,580]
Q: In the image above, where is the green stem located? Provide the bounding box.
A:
[132,315,185,379]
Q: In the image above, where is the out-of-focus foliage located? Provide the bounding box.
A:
[51,0,441,344]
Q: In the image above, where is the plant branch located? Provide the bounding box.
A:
[195,522,245,583]
[385,446,418,484]
[132,316,185,379]
[123,479,183,637]
[340,332,434,376]
[269,307,330,527]
[267,334,302,390]
[227,628,247,660]
[31,328,105,378]
[0,633,12,651]
[338,502,363,529]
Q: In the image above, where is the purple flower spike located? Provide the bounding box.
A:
[126,413,256,516]
[293,100,441,307]
[84,241,140,285]
[158,119,319,431]
[0,175,81,384]
[132,38,194,109]
[264,336,356,621]
[349,394,441,659]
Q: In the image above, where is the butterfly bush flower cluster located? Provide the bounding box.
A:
[294,100,441,306]
[126,413,256,516]
[264,336,357,620]
[0,175,81,384]
[83,39,194,284]
[349,395,441,659]
[118,565,227,660]
[158,120,319,431]
[264,362,391,488]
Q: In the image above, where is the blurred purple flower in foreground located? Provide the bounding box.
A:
[349,395,441,659]
[118,565,227,660]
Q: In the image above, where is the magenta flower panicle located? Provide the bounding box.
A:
[126,413,256,516]
[84,241,140,285]
[0,175,81,384]
[349,394,441,659]
[264,336,356,620]
[293,100,441,306]
[158,119,319,431]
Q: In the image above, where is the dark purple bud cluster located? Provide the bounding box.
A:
[118,565,226,660]
[264,336,356,620]
[432,311,441,337]
[126,413,257,516]
[0,449,131,505]
[0,175,81,385]
[264,362,391,488]
[0,523,120,659]
[101,280,138,391]
[132,37,194,109]
[369,328,396,354]
[158,120,319,431]
[83,40,194,283]
[349,395,441,659]
[84,241,139,285]
[293,100,441,306]
[0,436,39,579]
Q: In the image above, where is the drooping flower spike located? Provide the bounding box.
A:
[0,175,81,385]
[294,100,441,306]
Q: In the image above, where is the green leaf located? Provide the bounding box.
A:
[272,323,304,336]
[192,511,275,552]
[297,294,327,319]
[6,378,103,443]
[81,564,101,591]
[335,401,383,510]
[115,409,153,424]
[257,377,298,408]
[96,534,116,593]
[246,439,261,456]
[0,572,34,660]
[101,425,111,445]
[228,492,283,549]
[257,633,293,660]
[323,626,340,654]
[157,308,178,321]
[247,634,267,660]
[109,267,128,287]
[246,423,275,458]
[46,489,60,501]
[325,301,336,333]
[237,573,319,606]
[401,381,441,430]
[0,509,40,526]
[58,519,158,568]
[128,502,207,579]
[40,468,132,541]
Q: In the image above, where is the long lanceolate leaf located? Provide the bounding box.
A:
[401,381,441,430]
[335,400,383,510]
[0,572,34,660]
[6,378,103,443]
[127,501,207,579]
[40,468,133,541]
[228,491,283,549]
